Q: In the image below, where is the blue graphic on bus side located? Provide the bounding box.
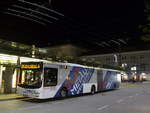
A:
[54,67,94,97]
[69,67,94,95]
[103,71,116,89]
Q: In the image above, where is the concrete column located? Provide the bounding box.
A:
[3,66,15,94]
[0,65,2,88]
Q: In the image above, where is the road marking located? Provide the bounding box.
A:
[97,105,109,111]
[81,97,89,99]
[116,99,124,103]
[129,96,133,98]
[53,101,64,105]
[0,97,33,103]
[18,97,33,101]
[135,93,139,96]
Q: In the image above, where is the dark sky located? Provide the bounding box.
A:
[52,0,144,52]
[53,0,143,30]
[0,0,144,54]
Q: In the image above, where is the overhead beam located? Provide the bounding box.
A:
[7,8,52,24]
[3,11,46,25]
[18,0,64,16]
[12,5,58,20]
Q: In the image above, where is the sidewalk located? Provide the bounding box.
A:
[121,82,150,88]
[0,93,24,101]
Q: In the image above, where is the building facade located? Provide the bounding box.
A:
[81,50,150,80]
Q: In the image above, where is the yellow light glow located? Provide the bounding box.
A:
[64,66,68,69]
[134,75,137,80]
[0,54,18,64]
[123,75,128,80]
[143,75,147,79]
[21,64,40,69]
[12,69,17,88]
[21,71,25,84]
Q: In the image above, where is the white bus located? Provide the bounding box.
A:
[17,61,121,99]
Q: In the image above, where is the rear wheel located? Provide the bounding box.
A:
[91,85,96,95]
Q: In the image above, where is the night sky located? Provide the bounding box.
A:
[53,0,143,31]
[52,0,144,50]
[0,0,144,54]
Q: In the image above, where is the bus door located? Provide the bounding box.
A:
[97,70,103,91]
[43,67,58,97]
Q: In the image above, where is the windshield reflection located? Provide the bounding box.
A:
[18,69,42,88]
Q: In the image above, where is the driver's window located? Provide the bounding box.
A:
[44,68,58,87]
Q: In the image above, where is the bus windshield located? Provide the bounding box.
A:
[18,69,42,88]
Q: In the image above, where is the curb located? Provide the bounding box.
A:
[0,97,25,102]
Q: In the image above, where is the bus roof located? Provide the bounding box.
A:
[21,60,121,72]
[43,61,85,67]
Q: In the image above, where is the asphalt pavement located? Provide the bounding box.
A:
[0,83,150,113]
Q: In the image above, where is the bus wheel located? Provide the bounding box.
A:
[60,89,67,98]
[91,85,96,95]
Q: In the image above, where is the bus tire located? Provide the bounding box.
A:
[60,89,67,98]
[91,85,96,95]
[114,83,117,89]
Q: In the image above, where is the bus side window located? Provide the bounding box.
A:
[44,68,58,87]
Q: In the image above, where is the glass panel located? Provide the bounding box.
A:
[18,69,42,88]
[44,68,58,87]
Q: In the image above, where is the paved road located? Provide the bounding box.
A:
[0,83,150,113]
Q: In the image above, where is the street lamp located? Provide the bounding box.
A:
[114,54,118,65]
[110,40,121,66]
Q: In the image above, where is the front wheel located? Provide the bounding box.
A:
[60,89,68,98]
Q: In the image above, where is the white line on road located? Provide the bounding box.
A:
[80,97,89,99]
[135,93,139,96]
[97,105,110,111]
[53,102,65,105]
[129,96,133,98]
[17,105,41,111]
[116,99,124,103]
